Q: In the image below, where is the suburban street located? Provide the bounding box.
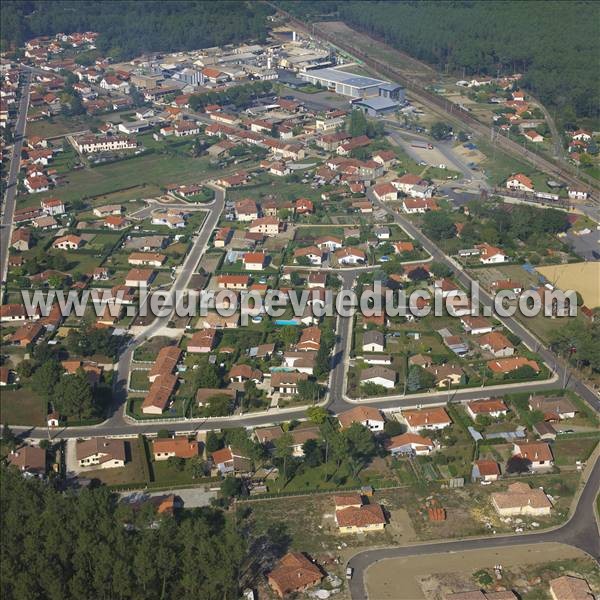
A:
[348,453,600,599]
[0,70,31,284]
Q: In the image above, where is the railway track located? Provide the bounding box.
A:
[277,8,599,198]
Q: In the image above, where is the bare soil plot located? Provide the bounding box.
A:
[365,543,590,600]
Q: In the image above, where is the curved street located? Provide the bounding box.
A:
[347,455,600,599]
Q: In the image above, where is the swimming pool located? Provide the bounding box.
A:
[275,319,300,326]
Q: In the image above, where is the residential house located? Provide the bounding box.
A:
[40,197,65,215]
[7,445,47,475]
[513,441,554,471]
[53,235,83,250]
[460,316,493,335]
[476,243,507,264]
[386,433,434,456]
[211,446,251,476]
[487,357,539,375]
[372,182,397,202]
[152,437,200,461]
[549,576,594,600]
[401,407,452,433]
[360,366,396,389]
[362,330,385,353]
[466,398,508,420]
[228,364,263,383]
[76,437,126,469]
[149,346,182,383]
[297,326,321,352]
[424,364,463,388]
[337,406,385,432]
[243,252,267,271]
[335,247,366,265]
[267,552,323,598]
[491,482,552,516]
[528,395,577,421]
[478,332,514,357]
[294,246,323,266]
[471,459,501,482]
[128,252,166,267]
[187,329,217,353]
[10,322,44,346]
[11,228,32,251]
[217,274,250,291]
[335,500,386,533]
[124,268,156,287]
[506,173,534,192]
[270,372,308,395]
[142,373,178,415]
[315,235,343,252]
[248,217,281,237]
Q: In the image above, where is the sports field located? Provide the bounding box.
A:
[537,262,600,307]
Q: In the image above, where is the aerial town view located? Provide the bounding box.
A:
[0,1,598,599]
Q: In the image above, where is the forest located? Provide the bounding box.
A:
[280,1,600,124]
[1,1,273,60]
[0,467,246,599]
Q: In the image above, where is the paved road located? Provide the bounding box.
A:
[103,185,226,428]
[348,455,600,599]
[1,71,31,284]
[368,191,600,414]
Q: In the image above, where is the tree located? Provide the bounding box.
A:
[307,405,328,425]
[423,211,457,240]
[205,431,222,453]
[347,109,368,137]
[53,369,94,420]
[297,379,322,403]
[430,121,452,140]
[194,360,221,389]
[430,261,453,278]
[384,420,404,437]
[279,326,299,348]
[31,360,62,400]
[274,432,294,485]
[2,423,17,450]
[185,456,206,479]
[202,393,232,417]
[302,438,324,467]
[506,455,532,474]
[344,423,376,476]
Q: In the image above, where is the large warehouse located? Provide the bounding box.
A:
[299,67,402,98]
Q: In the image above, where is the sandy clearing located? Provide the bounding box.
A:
[365,543,587,600]
[536,262,600,308]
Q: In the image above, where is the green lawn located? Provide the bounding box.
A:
[26,152,218,205]
[84,439,147,487]
[0,387,47,427]
[129,370,150,392]
[552,435,599,466]
[26,114,103,138]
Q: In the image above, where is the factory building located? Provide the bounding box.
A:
[298,67,403,100]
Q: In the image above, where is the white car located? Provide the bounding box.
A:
[346,567,353,580]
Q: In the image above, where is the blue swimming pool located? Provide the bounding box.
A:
[275,319,300,326]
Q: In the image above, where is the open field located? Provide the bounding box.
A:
[26,114,102,138]
[365,544,596,600]
[536,262,600,307]
[22,152,216,205]
[0,387,47,426]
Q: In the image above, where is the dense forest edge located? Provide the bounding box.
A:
[1,1,273,60]
[278,0,600,128]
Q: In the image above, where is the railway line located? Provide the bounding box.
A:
[277,9,599,197]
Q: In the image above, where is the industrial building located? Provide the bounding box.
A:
[298,67,402,99]
[352,96,400,116]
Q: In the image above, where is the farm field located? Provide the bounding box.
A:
[536,262,600,307]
